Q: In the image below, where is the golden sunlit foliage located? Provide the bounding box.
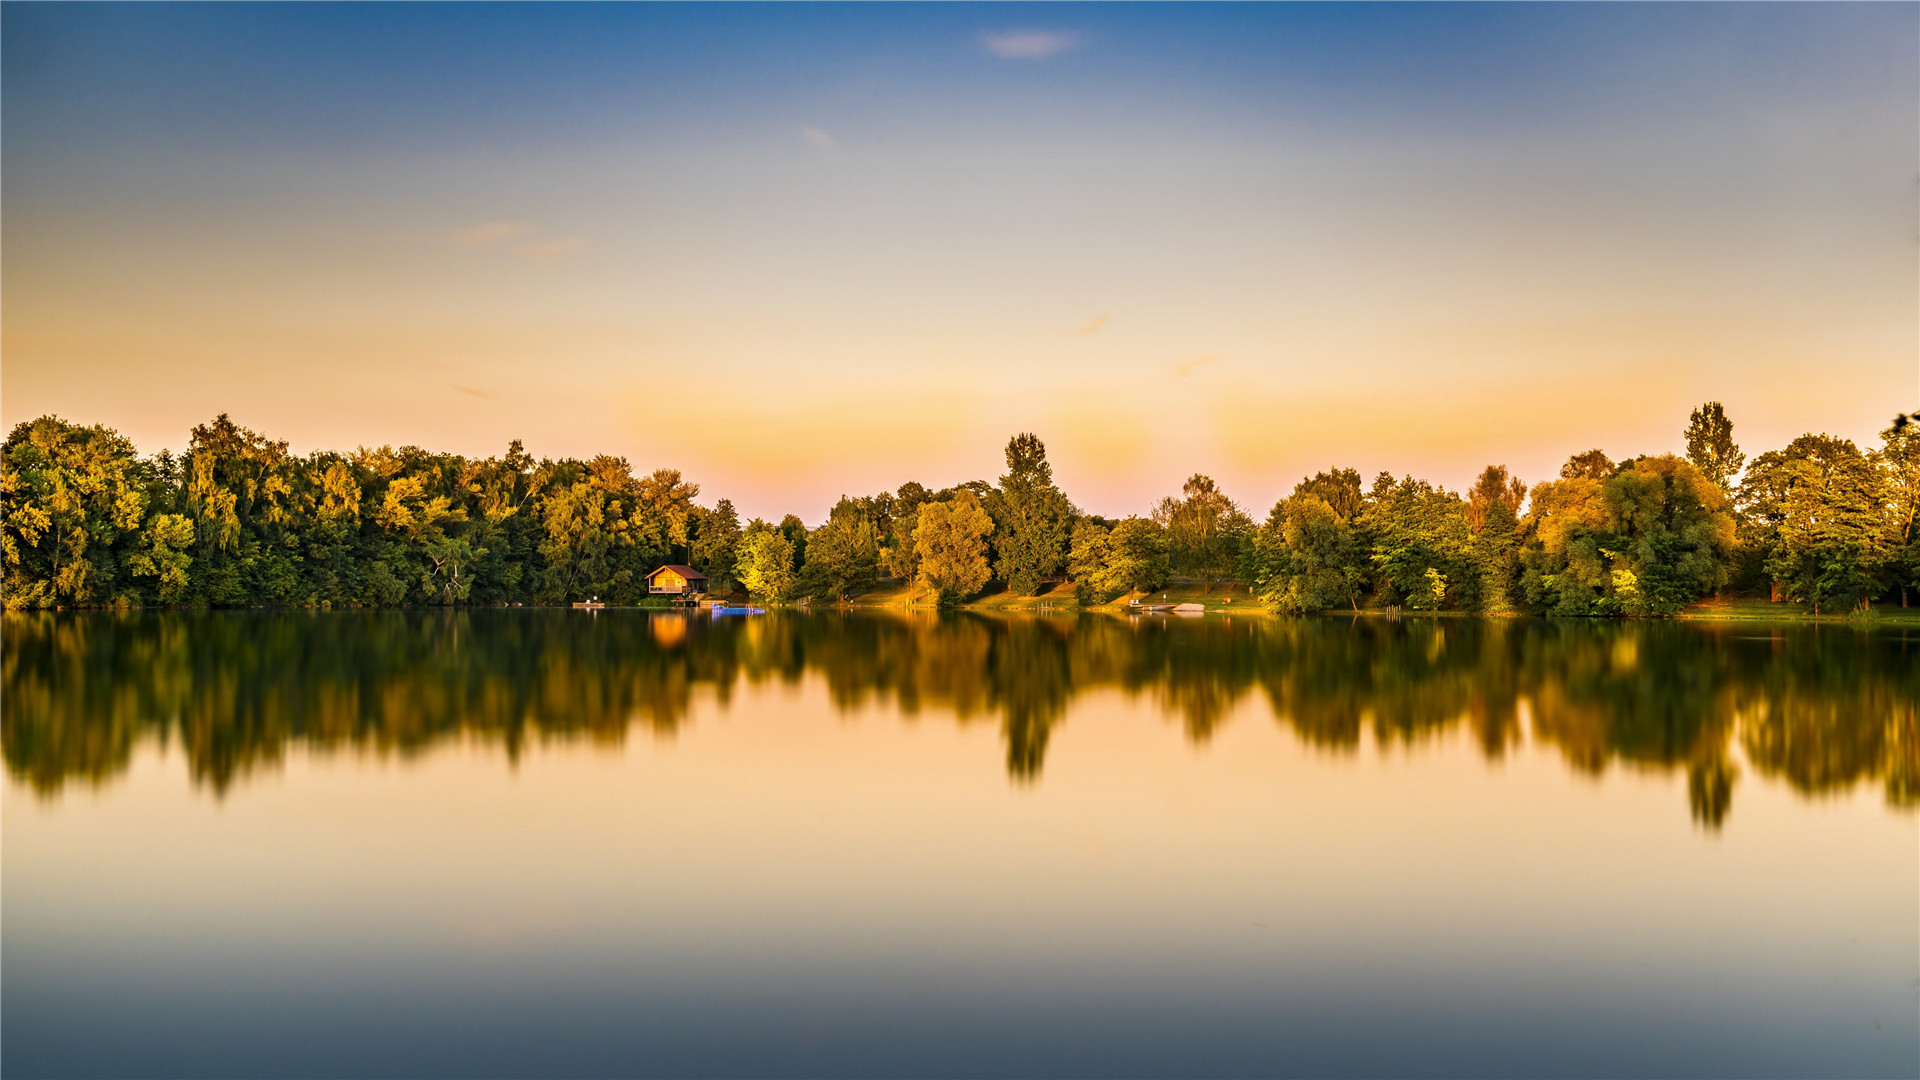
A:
[4,405,1915,614]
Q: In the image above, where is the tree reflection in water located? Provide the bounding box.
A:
[5,610,1914,824]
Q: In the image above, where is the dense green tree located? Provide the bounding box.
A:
[1255,494,1362,612]
[1473,495,1521,612]
[1741,434,1888,612]
[1602,455,1737,615]
[914,491,994,602]
[1521,453,1734,616]
[1066,519,1113,604]
[992,434,1073,596]
[1749,437,1886,613]
[736,526,796,603]
[535,479,613,603]
[1254,471,1369,612]
[1361,473,1476,610]
[778,513,809,573]
[688,498,743,594]
[1099,517,1170,598]
[634,468,699,563]
[802,496,882,600]
[885,481,932,580]
[1466,465,1526,610]
[1,416,155,607]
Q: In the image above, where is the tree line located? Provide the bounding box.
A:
[3,403,1915,614]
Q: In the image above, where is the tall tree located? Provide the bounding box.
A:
[688,498,743,594]
[1684,401,1746,497]
[993,433,1073,596]
[1466,465,1526,610]
[778,514,809,572]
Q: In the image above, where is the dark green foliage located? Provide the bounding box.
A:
[801,497,882,600]
[778,514,809,573]
[991,434,1073,596]
[1253,477,1367,613]
[1742,434,1889,614]
[1359,473,1478,611]
[689,498,744,594]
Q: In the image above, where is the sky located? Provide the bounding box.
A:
[4,3,1915,521]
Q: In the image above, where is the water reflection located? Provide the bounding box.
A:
[5,610,1914,821]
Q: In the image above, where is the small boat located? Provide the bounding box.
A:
[1173,603,1206,616]
[709,605,766,616]
[1131,603,1174,614]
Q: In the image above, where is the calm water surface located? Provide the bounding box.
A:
[4,610,1915,1078]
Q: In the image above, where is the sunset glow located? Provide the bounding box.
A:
[5,4,1915,519]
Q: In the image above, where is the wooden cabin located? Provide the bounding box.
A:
[646,564,708,597]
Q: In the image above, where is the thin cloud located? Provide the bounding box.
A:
[800,126,835,151]
[1173,355,1218,378]
[451,384,495,400]
[517,237,587,262]
[1074,315,1110,337]
[446,221,533,248]
[982,30,1080,60]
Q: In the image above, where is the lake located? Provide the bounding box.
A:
[3,609,1915,1078]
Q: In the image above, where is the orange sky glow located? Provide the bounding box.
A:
[4,5,1914,521]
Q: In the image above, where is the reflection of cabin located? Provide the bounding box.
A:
[646,565,708,597]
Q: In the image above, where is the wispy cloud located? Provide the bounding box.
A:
[451,384,495,400]
[446,221,533,248]
[447,222,585,262]
[516,237,587,262]
[982,30,1080,60]
[1074,315,1110,337]
[800,126,835,151]
[1173,355,1218,378]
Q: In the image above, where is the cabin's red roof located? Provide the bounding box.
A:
[647,564,708,580]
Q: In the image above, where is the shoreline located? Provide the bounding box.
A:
[16,593,1919,624]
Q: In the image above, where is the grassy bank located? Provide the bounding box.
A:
[1675,596,1920,624]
